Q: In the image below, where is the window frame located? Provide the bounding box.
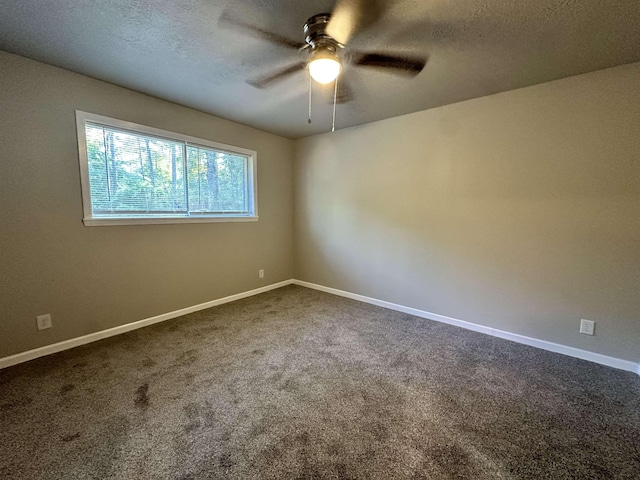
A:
[75,110,258,226]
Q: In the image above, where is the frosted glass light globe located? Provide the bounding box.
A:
[309,57,342,84]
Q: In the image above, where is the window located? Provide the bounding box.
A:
[76,111,257,226]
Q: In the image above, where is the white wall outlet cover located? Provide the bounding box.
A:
[36,314,52,331]
[580,319,595,335]
[259,269,264,278]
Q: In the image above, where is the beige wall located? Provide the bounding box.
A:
[0,51,294,357]
[2,50,638,365]
[294,62,640,363]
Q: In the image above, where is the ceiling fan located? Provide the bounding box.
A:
[219,0,428,105]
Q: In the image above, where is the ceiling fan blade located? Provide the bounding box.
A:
[247,62,307,89]
[353,52,427,76]
[326,0,387,45]
[219,11,305,50]
[334,77,355,104]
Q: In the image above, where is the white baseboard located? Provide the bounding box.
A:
[0,280,294,370]
[2,278,638,376]
[293,280,640,375]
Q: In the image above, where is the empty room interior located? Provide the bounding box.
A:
[1,1,639,479]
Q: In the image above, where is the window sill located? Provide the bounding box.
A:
[83,215,259,226]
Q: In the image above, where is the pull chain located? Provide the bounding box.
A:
[308,69,312,124]
[332,76,338,132]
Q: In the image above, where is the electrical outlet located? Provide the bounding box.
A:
[580,319,595,336]
[259,269,264,279]
[36,314,52,331]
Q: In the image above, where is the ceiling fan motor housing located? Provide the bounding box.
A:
[304,13,341,52]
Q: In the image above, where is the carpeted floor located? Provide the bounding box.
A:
[1,285,639,479]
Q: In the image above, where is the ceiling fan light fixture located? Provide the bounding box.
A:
[309,51,342,84]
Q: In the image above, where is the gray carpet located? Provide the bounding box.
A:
[1,285,638,479]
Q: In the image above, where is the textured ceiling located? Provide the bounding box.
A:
[1,0,639,138]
